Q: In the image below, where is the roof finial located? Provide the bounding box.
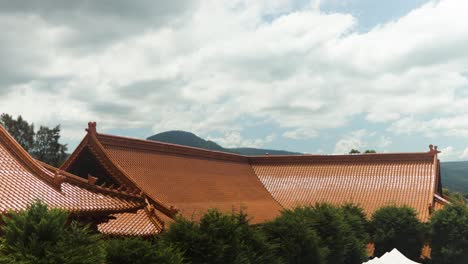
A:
[429,144,440,154]
[53,173,64,188]
[87,174,98,185]
[86,122,97,134]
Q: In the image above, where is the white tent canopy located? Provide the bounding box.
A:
[363,249,421,264]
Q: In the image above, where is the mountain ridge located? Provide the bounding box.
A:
[146,130,301,156]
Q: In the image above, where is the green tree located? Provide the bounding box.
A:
[340,204,370,264]
[349,149,361,154]
[442,188,466,203]
[264,204,367,264]
[306,204,366,264]
[161,209,279,264]
[31,125,68,167]
[0,113,68,166]
[263,208,327,264]
[430,203,468,264]
[371,205,424,261]
[0,114,35,151]
[341,204,370,243]
[0,201,105,264]
[105,238,183,264]
[364,150,376,153]
[47,222,105,264]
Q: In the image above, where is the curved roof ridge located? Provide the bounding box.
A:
[40,161,145,200]
[96,132,249,162]
[246,159,285,210]
[64,122,179,218]
[249,150,438,163]
[79,122,440,164]
[0,124,147,216]
[0,124,61,188]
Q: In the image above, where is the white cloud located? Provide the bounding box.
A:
[438,146,455,161]
[208,131,276,148]
[377,136,392,148]
[459,148,468,160]
[334,129,368,154]
[1,0,468,150]
[283,128,318,139]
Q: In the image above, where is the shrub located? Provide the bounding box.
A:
[305,204,367,264]
[430,203,468,264]
[371,205,424,261]
[105,237,183,264]
[0,201,105,264]
[262,208,327,264]
[340,204,370,264]
[161,209,279,264]
[263,203,368,264]
[341,204,370,243]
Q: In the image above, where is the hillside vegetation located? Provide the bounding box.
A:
[440,161,468,194]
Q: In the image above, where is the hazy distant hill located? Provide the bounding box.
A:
[440,161,468,194]
[147,130,300,156]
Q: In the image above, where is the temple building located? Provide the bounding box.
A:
[60,122,448,226]
[0,124,163,236]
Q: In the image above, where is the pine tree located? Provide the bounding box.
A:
[0,201,105,264]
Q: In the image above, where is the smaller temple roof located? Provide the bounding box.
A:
[61,122,283,223]
[0,123,162,235]
[98,206,164,236]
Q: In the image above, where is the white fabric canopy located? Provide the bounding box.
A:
[363,249,421,264]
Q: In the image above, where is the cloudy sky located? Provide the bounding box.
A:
[1,0,468,160]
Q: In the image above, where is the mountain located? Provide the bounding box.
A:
[147,130,300,156]
[440,161,468,194]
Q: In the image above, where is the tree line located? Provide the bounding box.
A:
[1,201,467,264]
[0,114,68,167]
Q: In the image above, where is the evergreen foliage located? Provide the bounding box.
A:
[105,238,183,264]
[430,203,468,264]
[0,113,68,166]
[31,125,68,167]
[0,201,105,264]
[263,208,328,264]
[161,209,279,264]
[0,113,35,152]
[340,204,370,264]
[341,204,370,243]
[371,205,424,261]
[263,204,367,264]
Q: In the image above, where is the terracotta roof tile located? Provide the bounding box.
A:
[0,124,144,215]
[98,208,163,236]
[61,122,444,226]
[250,155,439,221]
[100,140,282,223]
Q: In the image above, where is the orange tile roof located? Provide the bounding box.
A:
[61,122,444,225]
[250,153,441,221]
[98,206,164,236]
[62,123,283,224]
[0,124,147,219]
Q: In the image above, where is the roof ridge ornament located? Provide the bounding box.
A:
[53,172,65,189]
[86,122,97,134]
[87,174,98,185]
[429,144,440,154]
